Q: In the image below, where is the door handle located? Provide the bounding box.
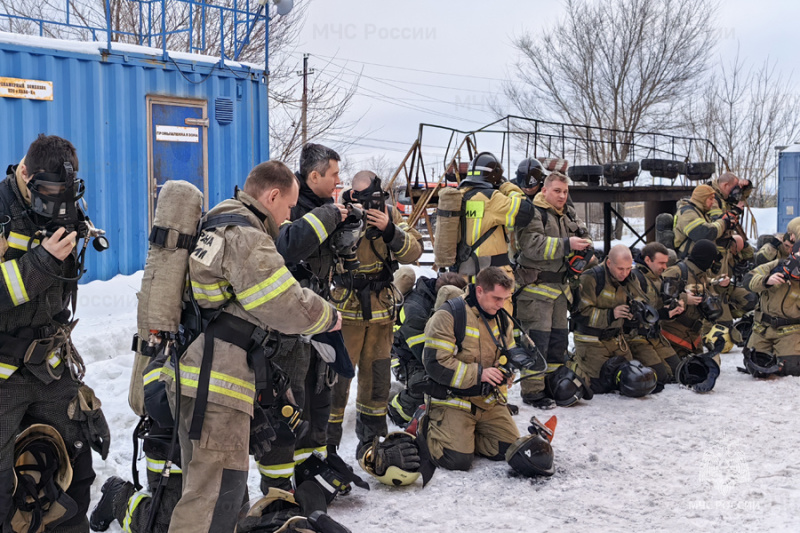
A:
[185,118,209,127]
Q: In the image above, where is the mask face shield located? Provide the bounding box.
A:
[27,162,85,227]
[728,185,743,203]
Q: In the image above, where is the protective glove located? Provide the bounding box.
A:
[249,402,277,461]
[370,434,420,476]
[721,211,739,230]
[68,384,111,459]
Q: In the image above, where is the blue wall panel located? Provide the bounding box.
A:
[0,39,269,282]
[778,151,800,234]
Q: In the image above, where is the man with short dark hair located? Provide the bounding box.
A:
[255,144,351,499]
[421,267,521,472]
[1,134,108,532]
[514,171,591,407]
[629,242,685,379]
[161,159,341,533]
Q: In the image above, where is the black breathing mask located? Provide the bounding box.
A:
[28,162,85,229]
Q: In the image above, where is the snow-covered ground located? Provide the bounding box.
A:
[73,208,800,532]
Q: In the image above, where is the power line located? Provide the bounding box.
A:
[318,59,499,115]
[311,53,501,81]
[321,57,501,95]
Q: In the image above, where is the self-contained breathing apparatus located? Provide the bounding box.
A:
[132,181,291,530]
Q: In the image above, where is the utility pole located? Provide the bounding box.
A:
[296,53,314,145]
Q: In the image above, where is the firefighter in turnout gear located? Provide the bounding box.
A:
[673,184,731,259]
[455,152,535,281]
[420,268,521,472]
[660,239,725,361]
[514,171,592,408]
[1,136,110,533]
[327,171,423,456]
[742,241,800,377]
[161,161,341,533]
[570,245,658,396]
[256,144,350,498]
[755,233,793,266]
[387,272,466,427]
[630,243,686,381]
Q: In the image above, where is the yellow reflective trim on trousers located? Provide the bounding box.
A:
[239,267,296,311]
[7,231,39,251]
[328,412,344,423]
[573,334,601,343]
[302,212,329,243]
[337,307,392,321]
[123,491,150,533]
[684,218,704,233]
[465,326,480,338]
[505,195,521,227]
[450,360,468,388]
[294,446,327,463]
[430,397,471,411]
[407,333,426,347]
[1,259,29,306]
[146,457,182,474]
[0,362,18,380]
[523,285,560,299]
[303,303,332,335]
[160,366,254,404]
[356,402,387,416]
[390,395,413,421]
[143,368,162,386]
[190,280,231,302]
[258,462,295,478]
[425,337,456,352]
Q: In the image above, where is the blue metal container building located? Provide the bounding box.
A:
[0,2,271,282]
[778,146,800,233]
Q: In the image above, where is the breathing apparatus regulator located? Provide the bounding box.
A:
[26,162,109,281]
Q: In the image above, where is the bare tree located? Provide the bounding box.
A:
[0,0,358,164]
[681,52,800,207]
[504,0,718,163]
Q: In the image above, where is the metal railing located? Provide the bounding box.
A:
[0,0,268,65]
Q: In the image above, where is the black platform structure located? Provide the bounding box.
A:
[386,116,757,256]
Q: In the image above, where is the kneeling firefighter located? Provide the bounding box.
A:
[159,162,343,532]
[1,136,111,533]
[420,267,554,478]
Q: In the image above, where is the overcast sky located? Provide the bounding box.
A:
[288,0,800,176]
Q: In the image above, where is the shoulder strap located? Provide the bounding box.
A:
[678,261,689,284]
[535,204,549,229]
[444,297,467,351]
[202,213,254,231]
[590,265,606,296]
[632,268,648,294]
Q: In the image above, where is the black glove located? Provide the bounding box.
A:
[68,384,111,460]
[371,434,420,476]
[721,212,738,230]
[249,402,277,461]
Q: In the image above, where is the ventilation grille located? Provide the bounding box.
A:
[215,98,233,125]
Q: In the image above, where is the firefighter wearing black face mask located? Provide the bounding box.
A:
[742,240,800,377]
[1,135,110,533]
[661,239,727,364]
[327,171,423,459]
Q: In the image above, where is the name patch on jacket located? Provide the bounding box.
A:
[465,200,485,219]
[191,230,224,267]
